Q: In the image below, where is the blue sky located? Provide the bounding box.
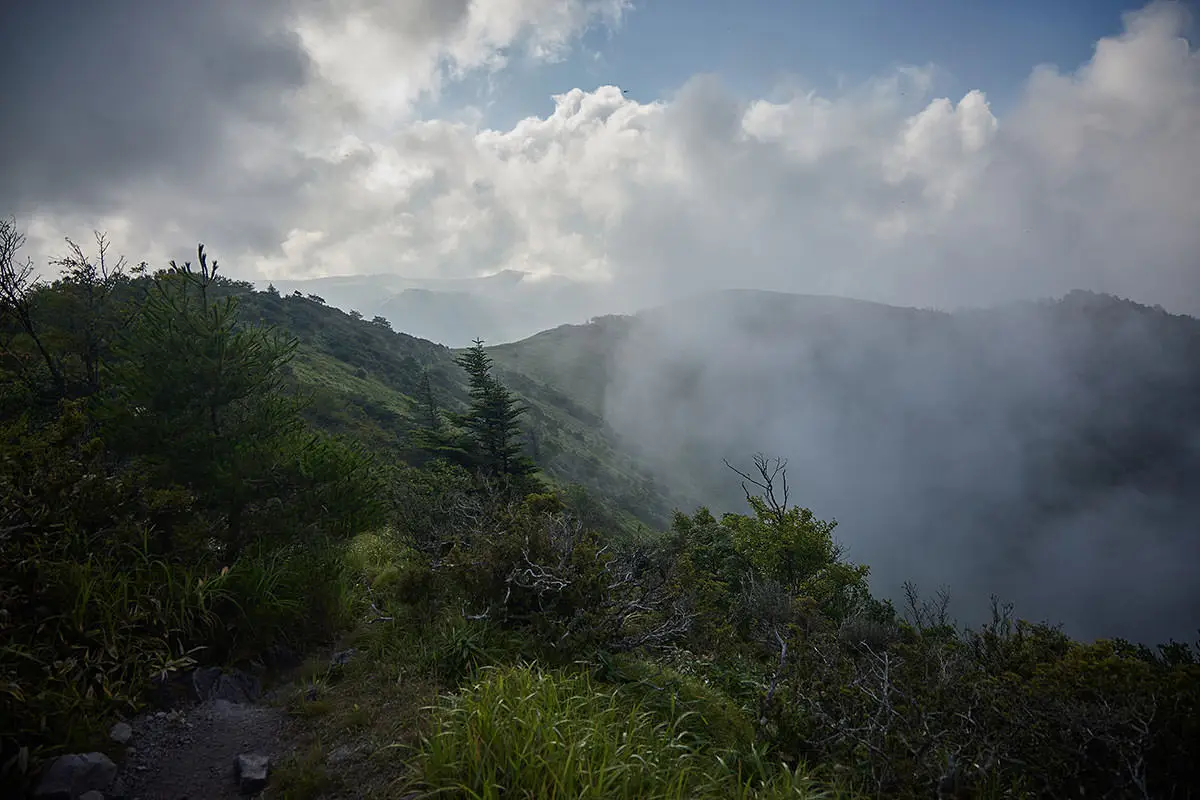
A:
[444,0,1160,128]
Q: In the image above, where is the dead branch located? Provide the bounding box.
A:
[0,218,65,395]
[724,452,790,523]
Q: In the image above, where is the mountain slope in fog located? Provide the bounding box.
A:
[493,289,1200,643]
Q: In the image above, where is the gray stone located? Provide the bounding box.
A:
[234,753,270,794]
[34,752,117,799]
[330,648,358,667]
[79,792,105,800]
[326,744,356,765]
[192,667,262,705]
[190,667,221,700]
[110,720,134,745]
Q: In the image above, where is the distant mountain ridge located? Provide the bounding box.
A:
[259,270,613,347]
[234,281,1199,642]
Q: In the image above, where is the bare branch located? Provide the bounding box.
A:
[0,217,65,396]
[724,452,790,522]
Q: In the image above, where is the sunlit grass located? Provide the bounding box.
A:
[405,663,844,800]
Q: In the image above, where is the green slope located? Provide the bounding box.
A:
[234,287,679,531]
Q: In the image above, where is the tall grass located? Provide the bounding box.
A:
[408,664,841,800]
[1,530,360,773]
[212,540,360,658]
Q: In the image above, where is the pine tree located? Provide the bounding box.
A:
[453,338,537,482]
[411,365,469,463]
[100,245,305,555]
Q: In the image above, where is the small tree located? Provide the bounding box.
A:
[0,218,65,399]
[411,365,469,464]
[723,454,870,619]
[47,233,146,396]
[101,245,311,555]
[454,338,537,484]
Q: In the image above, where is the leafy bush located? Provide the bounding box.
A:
[0,409,361,763]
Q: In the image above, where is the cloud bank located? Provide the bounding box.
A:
[2,1,1196,321]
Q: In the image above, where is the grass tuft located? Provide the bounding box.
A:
[405,663,841,800]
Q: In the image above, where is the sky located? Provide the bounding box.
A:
[1,0,1198,317]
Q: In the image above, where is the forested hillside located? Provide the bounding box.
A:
[2,228,1198,799]
[236,281,678,533]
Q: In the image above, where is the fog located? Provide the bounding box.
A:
[601,291,1200,644]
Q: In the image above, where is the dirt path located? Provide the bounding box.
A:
[114,699,290,800]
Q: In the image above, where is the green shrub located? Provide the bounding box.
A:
[207,541,359,659]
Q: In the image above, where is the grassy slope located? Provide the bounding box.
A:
[235,288,679,531]
[487,314,635,418]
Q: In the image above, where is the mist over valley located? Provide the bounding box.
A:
[496,288,1200,644]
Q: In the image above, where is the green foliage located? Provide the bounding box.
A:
[449,338,539,486]
[410,366,470,465]
[765,594,1200,798]
[99,248,330,556]
[0,236,385,782]
[0,400,365,770]
[3,222,1198,798]
[409,664,836,800]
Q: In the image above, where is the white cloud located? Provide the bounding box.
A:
[11,1,1200,319]
[293,0,630,128]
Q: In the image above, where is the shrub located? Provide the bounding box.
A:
[765,605,1200,798]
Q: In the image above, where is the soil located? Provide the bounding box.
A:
[113,699,290,800]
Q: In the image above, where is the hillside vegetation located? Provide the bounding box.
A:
[241,279,678,534]
[2,226,1198,798]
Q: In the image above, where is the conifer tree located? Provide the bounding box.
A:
[101,245,306,554]
[453,338,537,482]
[411,365,469,463]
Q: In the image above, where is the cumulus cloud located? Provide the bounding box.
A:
[1,1,1197,319]
[0,0,629,275]
[283,0,1197,318]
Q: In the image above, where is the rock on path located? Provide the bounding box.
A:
[116,699,286,799]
